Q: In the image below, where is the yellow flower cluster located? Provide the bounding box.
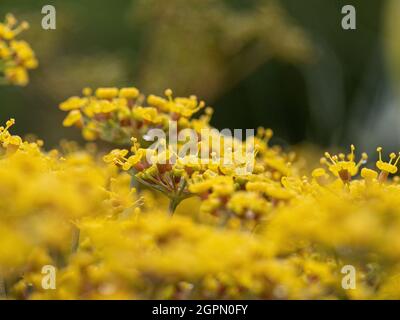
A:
[60,87,212,144]
[3,15,400,299]
[4,107,400,300]
[55,86,400,299]
[0,14,38,86]
[101,111,295,224]
[0,120,143,298]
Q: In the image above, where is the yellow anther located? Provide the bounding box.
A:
[165,89,173,98]
[82,87,92,97]
[361,168,378,180]
[376,148,399,176]
[312,168,326,178]
[6,118,15,129]
[95,88,119,99]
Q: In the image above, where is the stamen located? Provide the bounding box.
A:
[377,147,383,162]
[165,89,173,102]
[394,153,400,167]
[324,152,336,165]
[5,119,15,131]
[389,153,397,164]
[130,137,139,153]
[357,153,368,167]
[349,144,355,161]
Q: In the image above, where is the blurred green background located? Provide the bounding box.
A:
[0,0,398,153]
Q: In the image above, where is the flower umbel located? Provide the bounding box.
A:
[321,145,368,183]
[376,147,400,182]
[0,14,38,86]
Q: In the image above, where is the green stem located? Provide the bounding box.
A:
[169,197,180,215]
[0,274,7,299]
[71,225,80,254]
[130,170,141,190]
[219,211,231,228]
[168,179,191,215]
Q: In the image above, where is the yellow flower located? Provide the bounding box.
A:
[189,175,235,196]
[10,40,38,68]
[122,149,148,171]
[246,181,295,201]
[95,87,119,99]
[59,97,87,111]
[4,67,29,86]
[103,149,129,165]
[321,145,367,182]
[99,100,118,113]
[132,106,162,124]
[361,167,378,181]
[227,191,270,218]
[376,147,400,181]
[82,122,98,141]
[0,15,37,86]
[119,87,139,99]
[62,110,82,127]
[311,168,326,178]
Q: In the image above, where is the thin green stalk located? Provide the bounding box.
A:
[0,274,7,299]
[130,172,140,190]
[219,212,231,228]
[168,197,180,215]
[168,179,191,215]
[71,225,80,254]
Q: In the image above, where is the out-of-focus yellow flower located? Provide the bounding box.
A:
[95,87,119,99]
[62,110,83,127]
[60,87,212,145]
[3,60,400,300]
[0,14,37,86]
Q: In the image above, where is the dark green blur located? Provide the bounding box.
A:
[0,0,394,152]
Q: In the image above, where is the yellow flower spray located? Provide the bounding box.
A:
[2,12,400,300]
[0,14,38,86]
